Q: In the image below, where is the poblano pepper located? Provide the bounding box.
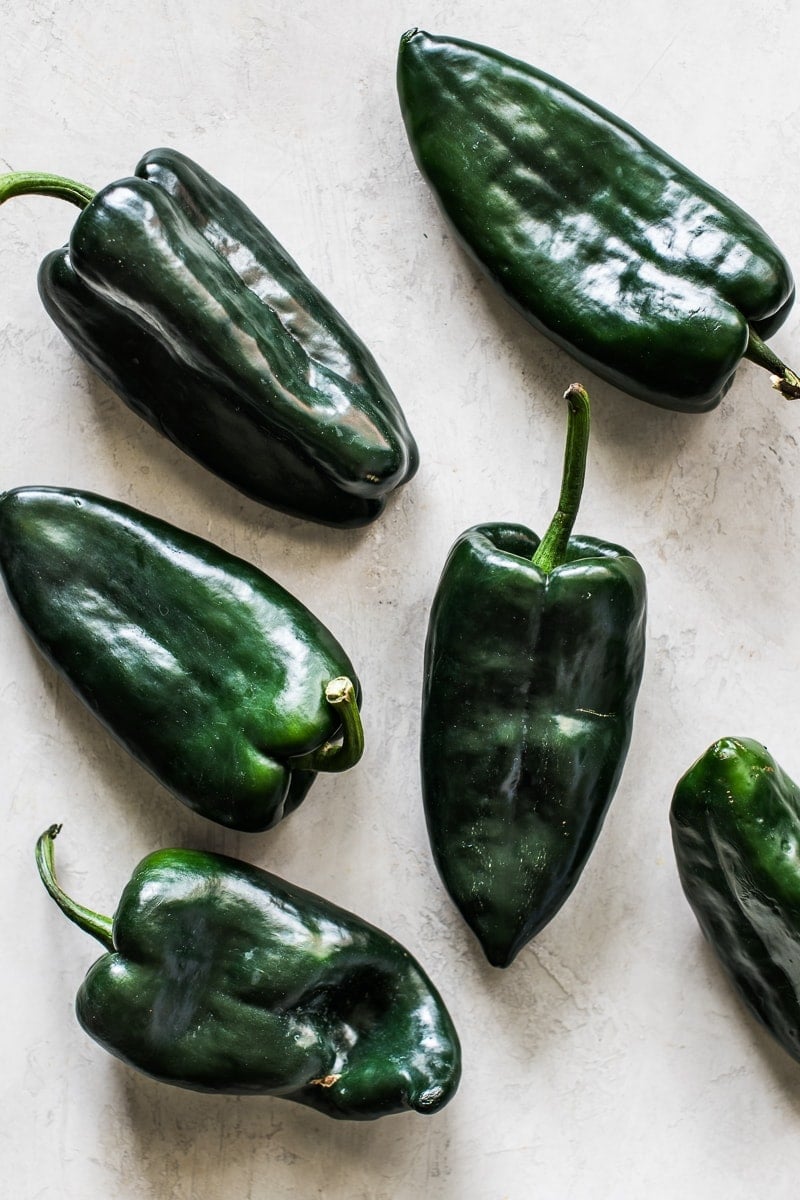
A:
[0,487,363,831]
[421,385,646,967]
[671,737,800,1065]
[398,30,799,412]
[35,825,461,1119]
[0,148,418,527]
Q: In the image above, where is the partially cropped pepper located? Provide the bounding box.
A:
[671,737,800,1065]
[398,30,799,412]
[0,148,418,527]
[0,486,363,831]
[421,385,646,966]
[35,825,460,1119]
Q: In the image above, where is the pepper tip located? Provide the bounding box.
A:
[770,373,800,400]
[409,1082,447,1114]
[324,676,355,707]
[563,381,590,407]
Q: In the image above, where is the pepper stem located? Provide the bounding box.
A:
[745,327,800,400]
[532,383,591,574]
[0,171,96,210]
[288,677,364,773]
[35,825,115,951]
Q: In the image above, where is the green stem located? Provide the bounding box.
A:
[745,327,800,400]
[0,171,96,210]
[35,825,115,951]
[532,383,591,574]
[289,677,364,773]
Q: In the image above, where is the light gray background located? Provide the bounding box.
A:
[3,2,800,1197]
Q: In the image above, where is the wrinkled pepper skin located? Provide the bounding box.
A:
[36,827,461,1119]
[0,487,363,831]
[7,148,418,527]
[397,30,796,412]
[671,738,800,1064]
[422,525,646,966]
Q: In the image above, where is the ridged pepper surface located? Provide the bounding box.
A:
[421,386,646,967]
[671,737,800,1064]
[0,487,363,831]
[36,825,461,1119]
[398,30,799,412]
[0,149,418,527]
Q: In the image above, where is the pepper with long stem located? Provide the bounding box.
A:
[421,382,647,966]
[33,825,462,1118]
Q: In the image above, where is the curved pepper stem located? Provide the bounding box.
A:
[289,676,365,773]
[532,383,591,574]
[745,327,800,400]
[35,825,115,951]
[0,171,95,210]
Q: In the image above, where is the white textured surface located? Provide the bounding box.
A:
[2,2,800,1196]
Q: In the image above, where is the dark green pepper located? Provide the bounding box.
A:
[421,385,646,967]
[35,825,461,1119]
[0,148,418,527]
[397,30,799,412]
[0,486,363,831]
[671,737,800,1064]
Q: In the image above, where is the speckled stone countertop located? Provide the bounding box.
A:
[2,2,800,1196]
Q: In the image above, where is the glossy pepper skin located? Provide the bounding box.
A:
[397,30,800,412]
[0,149,418,527]
[671,737,800,1064]
[0,487,363,831]
[35,826,460,1119]
[421,386,646,966]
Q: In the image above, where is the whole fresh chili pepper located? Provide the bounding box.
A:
[0,148,418,527]
[0,486,363,831]
[671,737,800,1064]
[35,824,461,1118]
[421,384,646,967]
[397,30,799,413]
